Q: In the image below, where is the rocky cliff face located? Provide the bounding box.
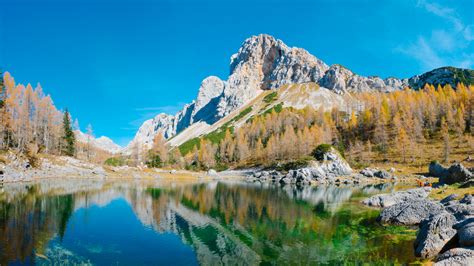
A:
[126,34,473,152]
[318,64,408,94]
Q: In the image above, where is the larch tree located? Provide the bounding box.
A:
[440,117,450,163]
[396,127,409,163]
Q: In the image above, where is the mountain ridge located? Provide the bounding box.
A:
[125,34,474,153]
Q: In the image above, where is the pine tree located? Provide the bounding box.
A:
[62,109,75,156]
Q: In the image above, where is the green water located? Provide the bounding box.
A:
[0,179,421,265]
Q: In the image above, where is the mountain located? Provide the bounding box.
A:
[75,130,122,154]
[126,34,474,152]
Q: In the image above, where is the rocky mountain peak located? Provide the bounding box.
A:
[217,34,329,117]
[126,34,473,153]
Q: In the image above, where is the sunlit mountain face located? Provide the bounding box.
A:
[0,179,420,264]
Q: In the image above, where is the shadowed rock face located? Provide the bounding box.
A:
[435,247,474,266]
[429,162,473,185]
[414,211,457,259]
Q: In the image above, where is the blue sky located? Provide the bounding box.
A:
[0,0,473,146]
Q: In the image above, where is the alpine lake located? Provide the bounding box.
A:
[0,178,424,265]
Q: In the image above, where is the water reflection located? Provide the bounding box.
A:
[0,179,419,265]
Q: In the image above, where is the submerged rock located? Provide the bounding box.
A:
[362,187,431,208]
[378,199,444,225]
[414,211,457,259]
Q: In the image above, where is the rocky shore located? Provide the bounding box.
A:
[0,152,109,183]
[361,162,474,265]
[246,148,398,186]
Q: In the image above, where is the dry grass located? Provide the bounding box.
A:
[352,134,473,176]
[429,184,474,200]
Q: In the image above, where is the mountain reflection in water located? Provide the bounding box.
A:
[0,179,419,265]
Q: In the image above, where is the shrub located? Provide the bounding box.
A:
[104,157,126,167]
[311,144,333,161]
[146,154,162,168]
[280,157,312,171]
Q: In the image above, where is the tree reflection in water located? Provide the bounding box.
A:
[0,180,420,264]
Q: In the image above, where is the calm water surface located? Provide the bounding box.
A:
[0,179,421,265]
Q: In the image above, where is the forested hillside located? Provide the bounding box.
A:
[134,83,473,171]
[0,71,114,163]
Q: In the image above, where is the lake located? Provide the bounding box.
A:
[0,179,421,265]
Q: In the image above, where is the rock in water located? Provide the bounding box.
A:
[414,211,457,259]
[378,199,444,225]
[435,248,474,266]
[362,187,431,208]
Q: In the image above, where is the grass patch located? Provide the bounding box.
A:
[263,103,283,115]
[263,91,278,103]
[430,184,474,200]
[264,156,313,172]
[104,156,126,166]
[179,107,253,156]
[311,144,334,161]
[178,137,200,156]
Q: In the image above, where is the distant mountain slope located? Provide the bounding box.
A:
[126,34,474,153]
[75,130,122,154]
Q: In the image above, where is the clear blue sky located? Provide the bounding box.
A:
[1,0,473,146]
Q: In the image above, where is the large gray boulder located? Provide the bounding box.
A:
[435,248,474,266]
[378,199,445,225]
[429,162,473,184]
[430,161,449,178]
[414,211,457,259]
[458,220,474,247]
[362,187,431,208]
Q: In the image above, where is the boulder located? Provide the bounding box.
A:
[430,161,449,178]
[460,180,474,188]
[378,199,444,225]
[207,169,218,176]
[362,187,431,208]
[444,164,474,185]
[430,162,473,184]
[440,194,459,205]
[360,168,376,178]
[446,204,474,221]
[374,169,392,179]
[414,211,457,259]
[458,220,474,247]
[460,194,474,205]
[435,248,474,266]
